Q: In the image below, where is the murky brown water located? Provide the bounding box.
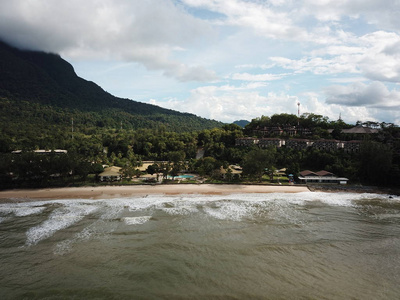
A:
[1,192,399,299]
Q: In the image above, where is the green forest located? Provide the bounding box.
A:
[1,41,400,189]
[1,112,399,189]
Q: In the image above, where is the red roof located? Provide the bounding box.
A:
[300,170,335,177]
[315,170,334,176]
[299,170,317,177]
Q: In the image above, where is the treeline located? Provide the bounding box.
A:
[1,113,400,188]
[0,40,223,138]
[245,113,399,141]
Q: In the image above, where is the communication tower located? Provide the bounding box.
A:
[297,102,300,126]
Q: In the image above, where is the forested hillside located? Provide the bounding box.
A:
[0,40,223,147]
[1,41,400,190]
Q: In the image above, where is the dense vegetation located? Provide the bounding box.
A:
[0,41,222,134]
[1,41,399,189]
[1,114,399,189]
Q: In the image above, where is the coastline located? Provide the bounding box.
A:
[308,184,400,196]
[0,184,310,201]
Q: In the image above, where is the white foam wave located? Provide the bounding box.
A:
[53,225,99,255]
[25,204,98,246]
[202,201,259,221]
[1,191,396,248]
[123,216,151,225]
[0,205,46,217]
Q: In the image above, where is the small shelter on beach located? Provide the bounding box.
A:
[99,166,122,182]
[220,165,242,179]
[298,170,348,184]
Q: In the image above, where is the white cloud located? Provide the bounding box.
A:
[0,0,217,82]
[148,84,395,124]
[325,81,400,108]
[270,56,359,75]
[182,0,307,40]
[149,85,300,122]
[302,0,400,32]
[269,31,400,84]
[231,72,286,81]
[2,0,400,125]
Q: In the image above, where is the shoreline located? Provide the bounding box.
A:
[0,184,310,201]
[308,184,400,196]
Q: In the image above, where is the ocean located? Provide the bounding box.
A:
[0,192,399,299]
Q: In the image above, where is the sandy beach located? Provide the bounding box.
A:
[0,184,310,201]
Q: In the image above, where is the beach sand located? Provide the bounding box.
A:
[0,184,310,201]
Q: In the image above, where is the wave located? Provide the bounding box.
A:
[0,192,396,247]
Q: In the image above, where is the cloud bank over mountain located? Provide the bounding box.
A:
[1,0,399,124]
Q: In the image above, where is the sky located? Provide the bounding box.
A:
[1,0,400,125]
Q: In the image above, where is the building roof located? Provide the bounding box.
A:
[315,170,334,176]
[99,166,121,177]
[220,166,242,175]
[342,126,379,134]
[12,149,67,154]
[299,170,317,177]
[300,170,334,177]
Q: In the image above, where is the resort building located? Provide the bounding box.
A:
[12,149,68,154]
[235,137,259,146]
[235,137,364,153]
[341,125,379,135]
[99,166,122,182]
[285,139,313,150]
[343,140,362,153]
[220,165,242,179]
[298,170,348,184]
[312,140,343,152]
[258,138,284,148]
[253,125,312,137]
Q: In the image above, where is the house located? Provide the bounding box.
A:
[285,139,313,150]
[282,125,297,136]
[220,165,242,179]
[99,166,122,182]
[298,170,348,184]
[258,138,284,148]
[341,125,379,134]
[12,149,68,154]
[343,140,362,153]
[235,137,259,146]
[312,140,343,151]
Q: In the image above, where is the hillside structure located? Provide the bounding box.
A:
[298,170,348,184]
[235,138,362,152]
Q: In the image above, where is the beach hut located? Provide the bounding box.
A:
[99,166,122,182]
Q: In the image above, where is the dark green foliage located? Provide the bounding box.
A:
[0,151,93,188]
[233,120,250,128]
[194,157,220,176]
[1,40,400,188]
[242,148,276,182]
[358,141,393,185]
[0,41,223,146]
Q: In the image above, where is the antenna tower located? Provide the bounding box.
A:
[297,102,300,118]
[297,102,300,126]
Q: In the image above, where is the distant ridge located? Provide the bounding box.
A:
[0,41,223,133]
[233,120,250,128]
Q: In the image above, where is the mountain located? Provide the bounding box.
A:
[0,41,223,135]
[233,120,250,128]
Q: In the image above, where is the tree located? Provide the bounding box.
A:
[193,157,218,177]
[358,141,393,185]
[268,166,277,182]
[167,151,186,180]
[242,148,276,182]
[121,163,136,180]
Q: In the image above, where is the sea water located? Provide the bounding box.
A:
[0,192,399,299]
